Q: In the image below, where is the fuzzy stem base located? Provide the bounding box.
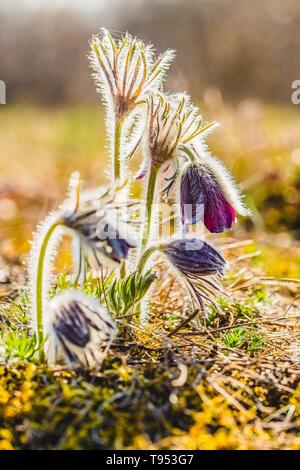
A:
[136,245,158,326]
[34,216,62,360]
[113,117,123,182]
[141,163,160,253]
[113,116,129,277]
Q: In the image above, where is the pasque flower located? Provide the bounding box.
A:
[180,164,235,232]
[90,28,175,119]
[63,178,136,265]
[139,93,217,250]
[29,173,135,357]
[90,29,175,180]
[142,93,216,169]
[45,290,116,368]
[161,238,226,309]
[179,145,249,233]
[138,238,226,312]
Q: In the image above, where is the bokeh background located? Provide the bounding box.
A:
[1,0,300,276]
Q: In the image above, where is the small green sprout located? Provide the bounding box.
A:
[106,270,157,316]
[221,326,264,353]
[0,330,42,362]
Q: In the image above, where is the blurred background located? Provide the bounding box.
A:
[1,0,300,275]
[1,0,300,105]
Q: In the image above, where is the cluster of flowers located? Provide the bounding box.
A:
[28,29,248,368]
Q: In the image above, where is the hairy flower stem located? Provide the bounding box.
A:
[136,245,158,325]
[113,117,123,182]
[34,217,62,360]
[113,116,128,277]
[141,163,160,253]
[72,236,86,286]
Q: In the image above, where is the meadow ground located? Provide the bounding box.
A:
[0,103,300,449]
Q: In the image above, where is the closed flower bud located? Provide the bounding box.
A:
[45,290,116,368]
[179,143,249,232]
[180,164,236,232]
[90,29,175,164]
[145,94,216,168]
[90,28,175,118]
[161,238,226,308]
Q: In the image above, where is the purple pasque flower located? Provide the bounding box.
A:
[65,210,136,265]
[45,290,116,368]
[95,222,135,263]
[180,163,236,233]
[161,238,226,309]
[63,178,136,265]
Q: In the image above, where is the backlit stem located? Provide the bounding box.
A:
[141,163,160,252]
[113,117,123,181]
[33,215,62,360]
[136,245,158,326]
[113,116,128,276]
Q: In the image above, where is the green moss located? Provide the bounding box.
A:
[0,360,202,450]
[0,357,299,450]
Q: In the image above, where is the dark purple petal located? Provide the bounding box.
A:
[180,164,236,233]
[204,196,235,233]
[162,238,226,278]
[80,221,136,264]
[98,223,135,262]
[54,300,91,347]
[107,236,134,262]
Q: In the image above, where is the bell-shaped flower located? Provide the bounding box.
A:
[45,290,116,368]
[63,174,137,265]
[160,238,226,309]
[180,145,249,233]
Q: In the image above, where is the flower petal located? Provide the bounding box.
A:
[162,238,226,278]
[161,238,226,308]
[107,235,135,262]
[204,193,235,233]
[181,164,236,232]
[46,290,116,368]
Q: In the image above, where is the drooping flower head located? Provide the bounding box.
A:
[160,238,226,309]
[180,144,249,233]
[63,173,137,265]
[45,290,116,368]
[28,173,135,351]
[181,164,236,232]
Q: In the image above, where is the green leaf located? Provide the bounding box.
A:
[106,270,156,316]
